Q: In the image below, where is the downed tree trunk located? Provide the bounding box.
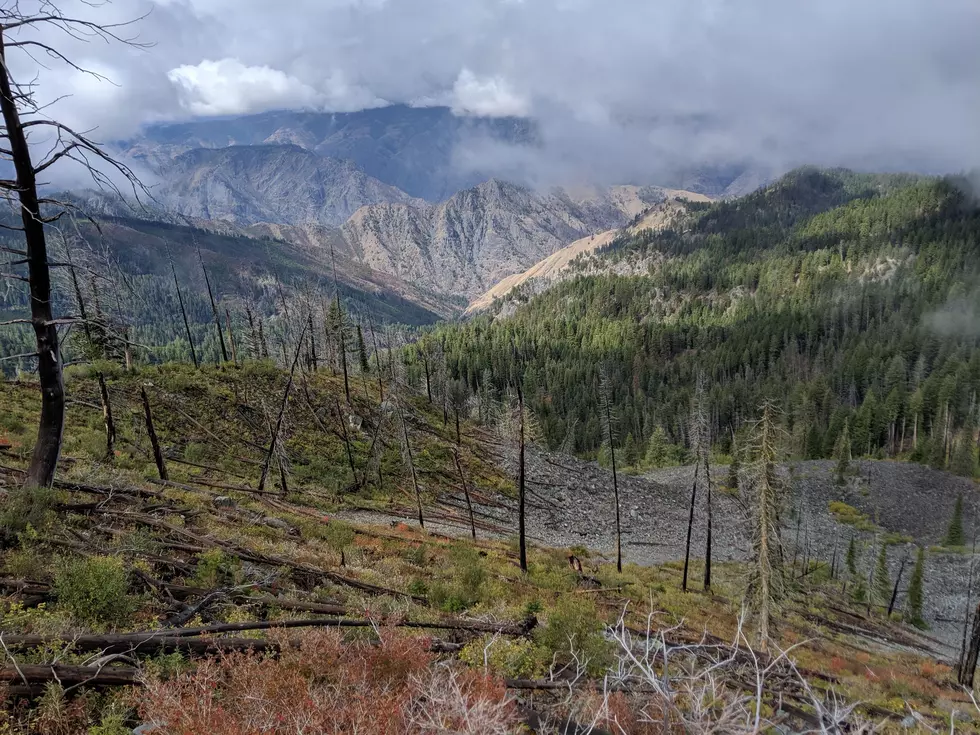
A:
[0,664,139,688]
[1,615,537,654]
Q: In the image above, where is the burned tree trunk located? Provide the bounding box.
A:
[960,601,980,688]
[97,373,115,461]
[199,253,228,363]
[170,256,198,369]
[454,447,477,541]
[704,451,713,591]
[517,382,528,573]
[141,387,168,481]
[682,459,700,592]
[258,326,306,493]
[225,309,238,366]
[0,30,64,488]
[400,406,424,529]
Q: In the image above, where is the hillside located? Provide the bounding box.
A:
[1,362,977,732]
[431,168,980,469]
[0,215,449,378]
[465,190,710,313]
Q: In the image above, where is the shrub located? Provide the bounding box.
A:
[535,597,611,676]
[429,544,487,612]
[139,629,517,734]
[0,486,55,539]
[191,549,241,589]
[460,635,545,679]
[54,555,134,626]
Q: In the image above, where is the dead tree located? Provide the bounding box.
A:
[62,236,115,460]
[225,308,238,366]
[746,401,787,651]
[368,318,384,402]
[399,404,424,528]
[683,375,709,591]
[141,386,168,481]
[258,324,307,493]
[198,247,228,363]
[169,250,198,368]
[599,369,622,573]
[453,446,477,541]
[0,5,146,486]
[328,244,351,404]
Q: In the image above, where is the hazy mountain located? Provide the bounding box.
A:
[156,145,422,228]
[126,105,536,201]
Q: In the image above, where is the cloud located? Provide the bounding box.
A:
[451,69,529,118]
[3,0,980,189]
[168,59,323,116]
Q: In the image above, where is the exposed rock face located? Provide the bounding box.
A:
[158,145,422,228]
[339,180,668,297]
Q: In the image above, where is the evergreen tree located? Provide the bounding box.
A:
[644,426,672,468]
[944,495,966,547]
[952,434,977,478]
[622,432,639,467]
[726,440,741,492]
[873,543,891,609]
[356,325,370,373]
[905,547,926,629]
[846,536,858,577]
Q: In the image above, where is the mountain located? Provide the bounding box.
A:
[426,168,980,468]
[156,145,422,228]
[337,180,678,297]
[126,105,536,201]
[464,189,710,313]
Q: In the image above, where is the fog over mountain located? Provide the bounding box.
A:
[15,0,979,192]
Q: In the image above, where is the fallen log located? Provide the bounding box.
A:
[0,664,139,688]
[1,615,536,654]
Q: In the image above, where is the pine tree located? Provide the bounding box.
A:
[644,426,671,468]
[952,434,977,478]
[356,325,370,373]
[846,536,858,577]
[905,547,926,629]
[945,495,966,547]
[873,543,891,609]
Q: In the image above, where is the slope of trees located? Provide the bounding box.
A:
[431,170,980,471]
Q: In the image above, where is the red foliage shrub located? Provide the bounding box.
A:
[139,629,519,734]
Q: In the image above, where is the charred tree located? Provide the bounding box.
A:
[258,325,307,493]
[198,249,228,363]
[141,387,168,481]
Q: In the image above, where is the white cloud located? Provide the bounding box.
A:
[451,69,529,118]
[167,59,323,116]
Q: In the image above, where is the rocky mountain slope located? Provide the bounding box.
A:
[465,189,710,313]
[126,105,535,201]
[338,181,673,297]
[157,145,422,228]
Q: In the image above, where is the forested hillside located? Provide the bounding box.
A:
[430,169,980,474]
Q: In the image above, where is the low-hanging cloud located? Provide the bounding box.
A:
[6,0,980,189]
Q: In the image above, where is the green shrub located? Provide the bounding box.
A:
[1,486,55,538]
[460,635,546,679]
[191,549,241,589]
[322,520,356,554]
[89,713,131,735]
[55,555,134,626]
[427,544,487,612]
[535,597,611,676]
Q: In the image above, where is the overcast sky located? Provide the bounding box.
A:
[7,0,980,186]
